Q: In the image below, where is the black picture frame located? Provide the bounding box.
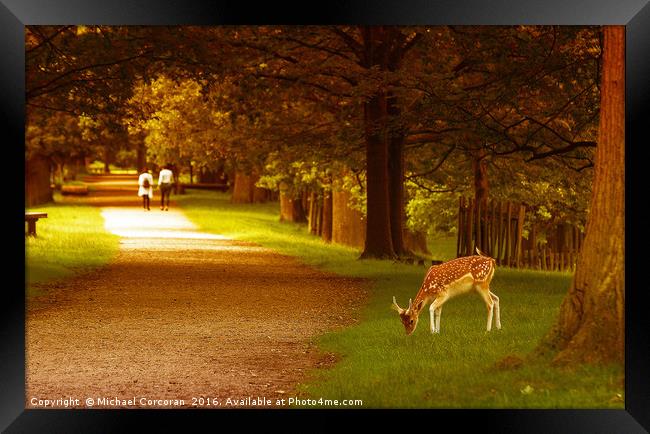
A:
[4,1,650,432]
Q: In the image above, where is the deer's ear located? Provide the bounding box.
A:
[416,300,424,311]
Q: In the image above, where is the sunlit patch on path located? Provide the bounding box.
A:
[101,208,229,241]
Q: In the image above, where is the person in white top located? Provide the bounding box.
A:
[158,164,174,211]
[138,167,154,211]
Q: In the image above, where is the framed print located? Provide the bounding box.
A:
[4,0,650,432]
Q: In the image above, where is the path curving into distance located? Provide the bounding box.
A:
[26,176,367,408]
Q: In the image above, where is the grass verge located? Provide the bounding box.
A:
[175,190,624,409]
[26,202,120,298]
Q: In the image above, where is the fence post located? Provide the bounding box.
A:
[490,199,497,258]
[475,199,482,255]
[515,205,525,268]
[550,250,555,270]
[465,199,474,255]
[531,224,538,269]
[496,201,503,265]
[457,197,463,257]
[505,201,512,267]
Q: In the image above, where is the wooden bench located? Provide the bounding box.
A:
[25,212,48,237]
[61,185,89,195]
[180,183,228,192]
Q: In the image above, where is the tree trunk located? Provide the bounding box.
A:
[308,191,319,234]
[231,170,270,203]
[387,91,407,257]
[77,155,87,175]
[359,26,395,259]
[253,185,270,203]
[279,185,307,223]
[25,155,53,206]
[215,160,228,185]
[199,168,217,183]
[472,150,489,254]
[535,26,625,365]
[169,163,180,194]
[321,189,333,243]
[291,193,307,222]
[77,154,84,175]
[332,189,366,249]
[103,145,111,173]
[65,156,83,180]
[137,144,146,173]
[53,160,63,186]
[361,91,395,259]
[231,170,255,203]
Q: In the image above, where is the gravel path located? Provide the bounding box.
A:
[26,189,367,408]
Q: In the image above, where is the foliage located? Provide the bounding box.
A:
[488,156,591,230]
[399,26,598,235]
[126,75,215,168]
[27,25,598,239]
[405,180,461,236]
[26,111,86,162]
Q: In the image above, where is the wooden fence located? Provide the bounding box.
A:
[457,197,584,271]
[520,222,585,271]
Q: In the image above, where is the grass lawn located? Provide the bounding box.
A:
[26,199,120,298]
[176,190,624,409]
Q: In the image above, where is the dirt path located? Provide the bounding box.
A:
[26,179,367,408]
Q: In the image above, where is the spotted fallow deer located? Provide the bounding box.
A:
[391,247,500,335]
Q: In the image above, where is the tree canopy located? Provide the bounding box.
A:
[26,25,598,253]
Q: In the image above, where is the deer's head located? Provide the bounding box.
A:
[392,296,424,335]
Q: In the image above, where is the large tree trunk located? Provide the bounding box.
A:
[332,189,366,249]
[25,155,53,206]
[387,91,407,257]
[231,170,269,203]
[359,26,395,259]
[231,170,255,203]
[357,26,417,259]
[536,26,625,365]
[279,183,307,223]
[361,91,395,259]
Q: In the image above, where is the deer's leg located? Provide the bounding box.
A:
[429,301,437,333]
[476,283,494,331]
[435,306,442,333]
[429,294,448,334]
[489,291,501,330]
